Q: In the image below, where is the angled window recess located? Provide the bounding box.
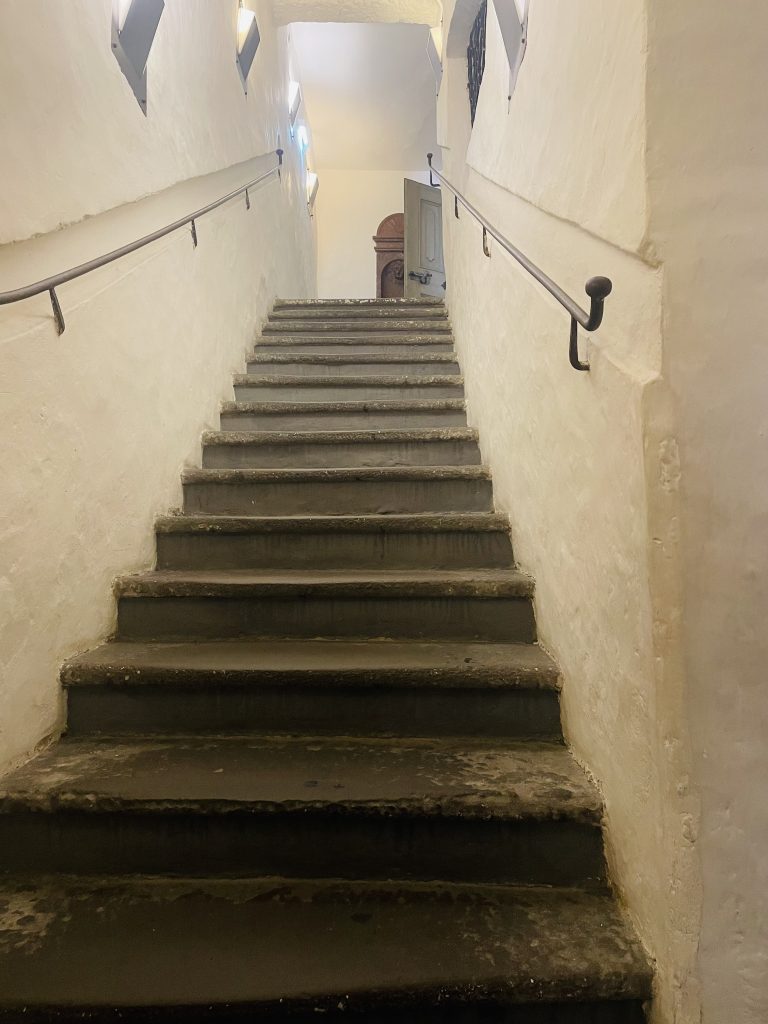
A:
[288,81,303,136]
[427,29,443,93]
[236,2,261,95]
[112,0,165,114]
[493,0,528,101]
[306,171,319,216]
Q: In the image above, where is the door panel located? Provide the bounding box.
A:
[404,179,446,299]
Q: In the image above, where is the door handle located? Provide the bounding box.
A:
[408,271,433,284]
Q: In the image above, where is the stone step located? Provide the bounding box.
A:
[155,513,513,570]
[254,335,455,355]
[262,320,453,336]
[275,297,445,309]
[0,875,651,1023]
[202,428,482,469]
[233,374,464,403]
[63,639,560,738]
[183,466,492,516]
[0,736,602,884]
[114,569,536,642]
[269,305,449,321]
[246,352,461,375]
[221,399,467,431]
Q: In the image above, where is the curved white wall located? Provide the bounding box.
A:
[441,1,768,1021]
[439,2,695,1022]
[646,3,768,1020]
[0,1,291,245]
[0,1,316,773]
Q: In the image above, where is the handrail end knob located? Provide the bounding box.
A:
[427,152,434,165]
[586,276,613,299]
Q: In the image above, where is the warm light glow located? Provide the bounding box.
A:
[288,81,302,127]
[306,171,319,208]
[117,0,133,30]
[237,5,256,52]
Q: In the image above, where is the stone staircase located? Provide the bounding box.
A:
[0,299,651,1022]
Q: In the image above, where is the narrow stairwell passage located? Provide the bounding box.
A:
[0,300,651,1022]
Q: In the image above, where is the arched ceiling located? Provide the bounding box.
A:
[290,22,438,170]
[273,0,443,27]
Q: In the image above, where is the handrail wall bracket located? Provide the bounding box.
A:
[49,288,65,337]
[426,152,613,372]
[0,150,283,335]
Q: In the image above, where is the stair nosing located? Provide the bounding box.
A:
[62,639,560,691]
[182,466,489,483]
[115,569,534,601]
[221,400,466,414]
[252,342,456,350]
[155,512,509,534]
[0,735,600,825]
[233,374,464,387]
[247,353,458,364]
[0,875,651,1011]
[202,428,478,446]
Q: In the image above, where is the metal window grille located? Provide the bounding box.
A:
[467,1,487,125]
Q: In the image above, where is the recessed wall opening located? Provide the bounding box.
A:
[111,0,165,113]
[289,20,439,298]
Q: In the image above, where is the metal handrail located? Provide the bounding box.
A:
[0,149,284,335]
[427,153,612,371]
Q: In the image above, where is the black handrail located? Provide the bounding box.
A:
[427,153,612,371]
[0,150,284,335]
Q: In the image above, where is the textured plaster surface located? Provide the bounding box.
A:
[645,2,768,1020]
[467,0,649,254]
[438,2,701,1022]
[0,7,316,773]
[0,1,296,245]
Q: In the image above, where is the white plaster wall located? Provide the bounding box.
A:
[273,0,441,27]
[0,0,291,244]
[315,169,430,298]
[645,2,768,1020]
[289,22,439,171]
[439,3,701,1022]
[467,0,649,254]
[0,4,316,773]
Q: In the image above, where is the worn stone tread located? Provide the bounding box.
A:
[0,736,599,823]
[233,374,464,387]
[115,568,534,600]
[62,639,558,690]
[253,334,455,347]
[222,399,466,414]
[271,300,447,312]
[276,297,445,306]
[262,321,453,334]
[0,876,651,1017]
[203,427,479,446]
[156,513,510,535]
[247,352,458,364]
[183,466,488,484]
